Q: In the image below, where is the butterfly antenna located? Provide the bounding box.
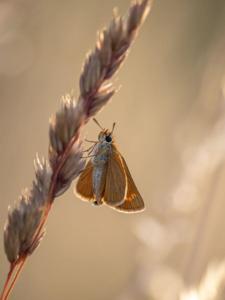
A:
[93,118,104,130]
[111,122,116,135]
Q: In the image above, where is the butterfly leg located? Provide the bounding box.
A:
[80,154,96,159]
[85,139,98,143]
[82,141,97,156]
[88,143,97,155]
[82,144,95,153]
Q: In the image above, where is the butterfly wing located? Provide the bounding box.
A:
[115,155,145,213]
[75,160,94,201]
[103,144,127,207]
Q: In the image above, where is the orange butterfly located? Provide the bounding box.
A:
[75,119,145,213]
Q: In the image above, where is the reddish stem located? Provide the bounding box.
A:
[30,133,81,247]
[0,263,16,300]
[0,133,81,300]
[1,259,26,300]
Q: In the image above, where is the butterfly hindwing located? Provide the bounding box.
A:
[103,144,127,207]
[115,155,145,213]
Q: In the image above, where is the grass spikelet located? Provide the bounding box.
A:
[0,1,152,299]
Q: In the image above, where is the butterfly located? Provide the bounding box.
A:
[75,119,145,213]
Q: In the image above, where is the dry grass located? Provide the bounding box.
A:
[0,1,152,299]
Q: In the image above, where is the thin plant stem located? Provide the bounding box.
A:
[183,165,223,284]
[0,264,16,300]
[2,259,26,300]
[31,133,81,246]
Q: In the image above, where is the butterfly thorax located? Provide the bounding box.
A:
[92,140,112,166]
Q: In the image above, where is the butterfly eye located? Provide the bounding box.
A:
[105,135,112,143]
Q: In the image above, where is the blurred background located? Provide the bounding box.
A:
[1,0,225,299]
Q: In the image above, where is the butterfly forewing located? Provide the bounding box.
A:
[115,156,145,213]
[76,160,94,201]
[103,145,127,206]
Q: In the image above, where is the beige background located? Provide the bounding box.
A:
[1,0,225,299]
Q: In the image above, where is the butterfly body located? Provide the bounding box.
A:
[92,140,111,205]
[76,126,145,213]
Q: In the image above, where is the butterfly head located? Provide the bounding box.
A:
[98,129,113,143]
[93,118,116,143]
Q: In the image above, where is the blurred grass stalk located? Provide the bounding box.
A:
[0,1,153,299]
[117,17,225,300]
